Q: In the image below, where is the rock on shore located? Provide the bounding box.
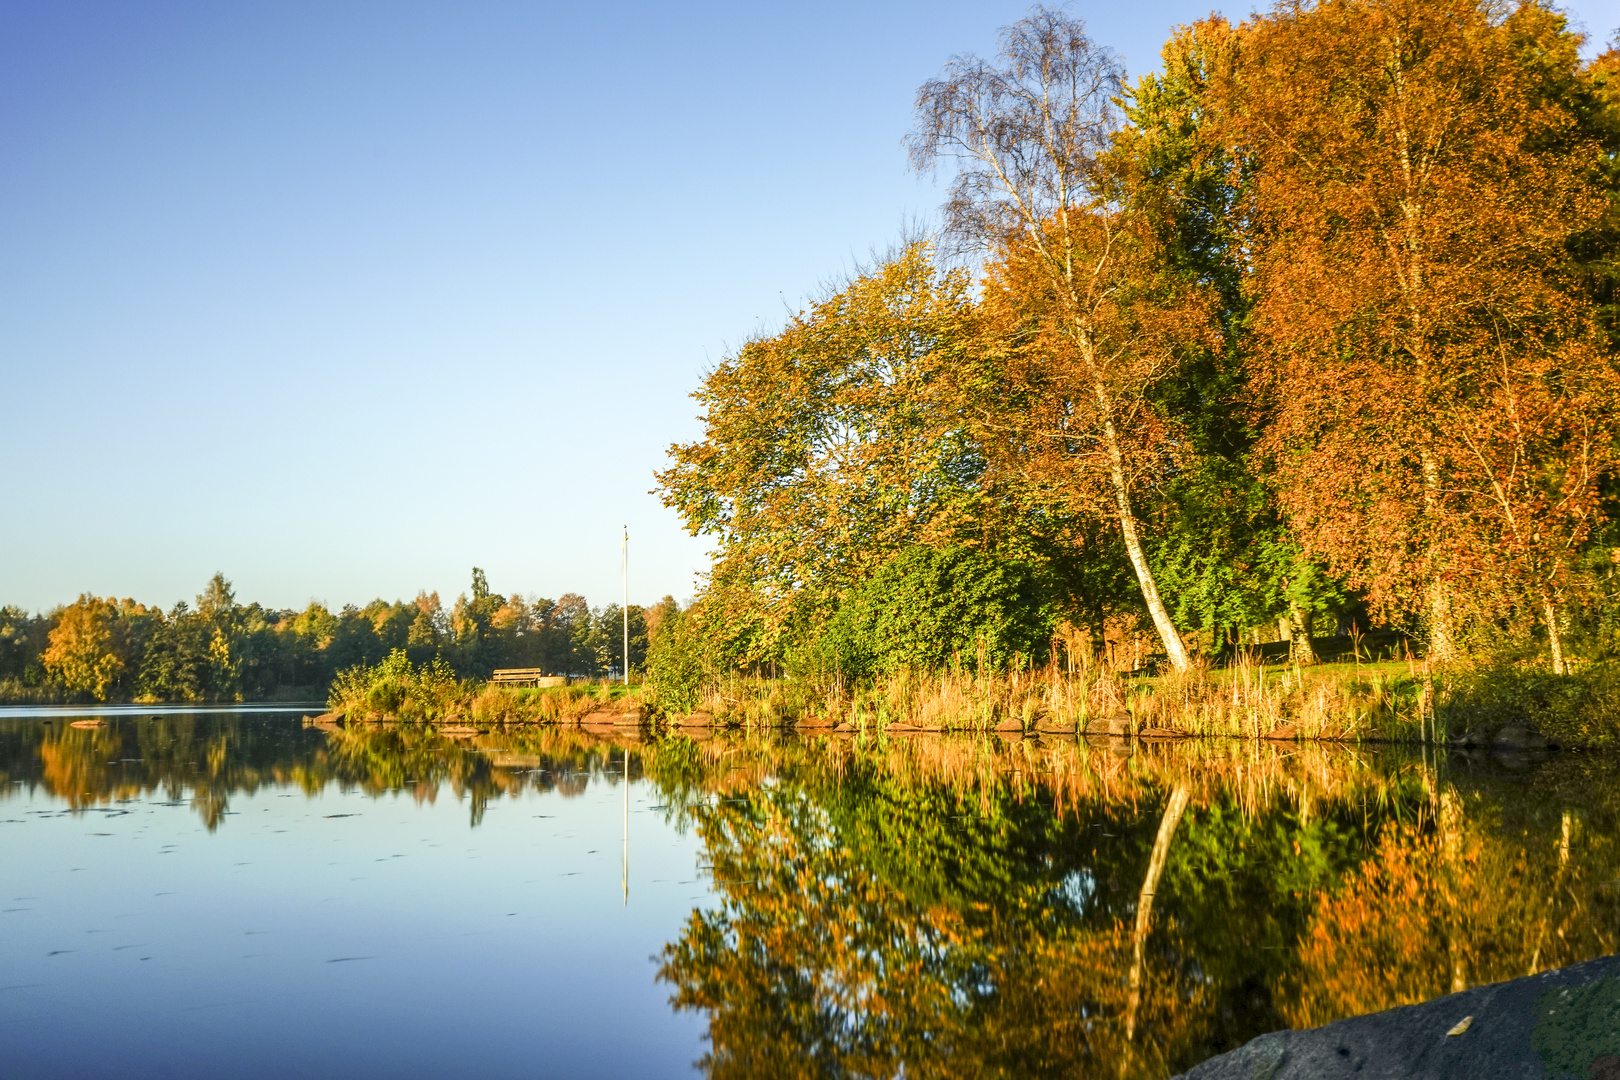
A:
[1178,953,1620,1080]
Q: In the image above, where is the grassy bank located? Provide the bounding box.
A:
[321,649,1620,747]
[667,655,1429,741]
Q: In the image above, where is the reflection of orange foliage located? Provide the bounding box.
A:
[37,730,139,809]
[1288,799,1620,1029]
[1288,821,1466,1025]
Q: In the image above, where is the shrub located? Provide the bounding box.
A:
[645,607,708,714]
[812,546,1059,679]
[328,650,460,720]
[1440,661,1620,747]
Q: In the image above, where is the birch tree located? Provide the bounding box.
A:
[908,7,1214,669]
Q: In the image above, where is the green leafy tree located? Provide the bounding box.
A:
[658,242,1042,666]
[0,605,50,685]
[645,605,707,712]
[136,601,211,701]
[813,546,1059,677]
[405,591,447,664]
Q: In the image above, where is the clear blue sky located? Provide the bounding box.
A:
[4,0,1617,615]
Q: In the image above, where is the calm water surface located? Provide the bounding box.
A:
[2,710,1618,1079]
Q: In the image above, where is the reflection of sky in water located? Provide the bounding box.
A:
[1,715,709,1080]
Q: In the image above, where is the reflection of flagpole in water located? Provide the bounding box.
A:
[622,749,629,905]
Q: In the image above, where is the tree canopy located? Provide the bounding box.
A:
[658,0,1620,680]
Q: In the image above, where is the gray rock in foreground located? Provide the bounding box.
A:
[1177,953,1620,1080]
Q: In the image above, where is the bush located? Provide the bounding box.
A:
[1441,661,1620,747]
[811,546,1059,679]
[644,608,708,714]
[328,650,460,720]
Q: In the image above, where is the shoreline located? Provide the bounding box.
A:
[302,706,1598,753]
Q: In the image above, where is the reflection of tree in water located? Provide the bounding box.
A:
[2,715,333,829]
[0,716,642,830]
[1286,758,1620,1028]
[649,737,1620,1080]
[319,724,637,825]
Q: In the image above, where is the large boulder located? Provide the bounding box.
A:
[1178,953,1620,1080]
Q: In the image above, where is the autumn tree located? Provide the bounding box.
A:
[43,594,153,701]
[1104,20,1345,664]
[1218,0,1620,664]
[405,591,447,662]
[657,242,1045,666]
[909,7,1219,669]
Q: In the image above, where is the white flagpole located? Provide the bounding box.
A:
[622,748,629,906]
[622,526,629,686]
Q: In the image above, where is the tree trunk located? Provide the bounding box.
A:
[1420,448,1458,663]
[1096,387,1191,672]
[1288,603,1319,666]
[1543,594,1567,676]
[1425,580,1458,663]
[1126,783,1192,1041]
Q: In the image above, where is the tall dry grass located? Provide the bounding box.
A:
[678,653,1427,742]
[463,682,647,724]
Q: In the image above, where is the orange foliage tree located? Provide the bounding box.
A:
[42,594,153,702]
[1216,0,1619,663]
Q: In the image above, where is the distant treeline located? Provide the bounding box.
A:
[0,569,677,704]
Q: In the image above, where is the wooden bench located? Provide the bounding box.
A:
[491,668,569,688]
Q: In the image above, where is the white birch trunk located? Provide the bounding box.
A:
[1097,389,1191,672]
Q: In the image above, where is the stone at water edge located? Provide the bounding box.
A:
[1176,953,1620,1080]
[1084,713,1132,737]
[579,707,644,727]
[1495,724,1550,750]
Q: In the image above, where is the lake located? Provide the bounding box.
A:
[2,710,1617,1079]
